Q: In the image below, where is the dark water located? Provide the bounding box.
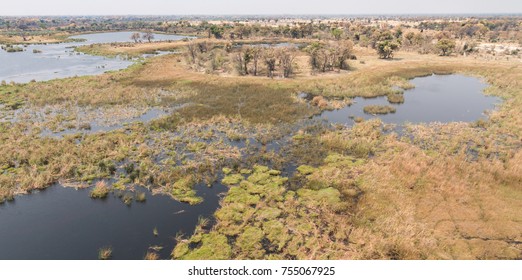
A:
[315,74,501,125]
[0,32,188,83]
[0,183,226,260]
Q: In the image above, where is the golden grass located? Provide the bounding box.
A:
[0,33,74,44]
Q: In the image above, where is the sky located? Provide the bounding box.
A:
[1,0,522,16]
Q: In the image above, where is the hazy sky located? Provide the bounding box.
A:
[2,0,522,16]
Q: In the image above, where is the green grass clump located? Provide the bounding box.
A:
[221,174,244,185]
[222,167,233,175]
[236,226,265,259]
[268,170,282,175]
[173,232,232,260]
[240,169,252,174]
[254,207,282,221]
[170,175,203,205]
[297,187,343,209]
[363,105,396,115]
[224,186,261,206]
[324,153,366,167]
[297,165,316,175]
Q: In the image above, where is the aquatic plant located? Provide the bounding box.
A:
[387,92,405,104]
[90,181,110,199]
[363,105,396,115]
[98,247,112,260]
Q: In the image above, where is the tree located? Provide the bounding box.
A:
[250,47,262,76]
[186,40,198,63]
[131,32,141,43]
[210,25,225,39]
[305,42,327,72]
[332,40,354,71]
[331,28,343,40]
[374,31,401,59]
[436,38,456,56]
[377,40,400,59]
[278,47,296,78]
[263,49,277,78]
[305,40,354,73]
[242,47,253,75]
[404,32,415,45]
[143,32,155,43]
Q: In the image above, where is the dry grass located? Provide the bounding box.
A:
[0,33,74,44]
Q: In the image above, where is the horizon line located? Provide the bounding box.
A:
[2,13,522,17]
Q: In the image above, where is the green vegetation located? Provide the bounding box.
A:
[374,31,401,59]
[437,38,457,56]
[170,175,202,205]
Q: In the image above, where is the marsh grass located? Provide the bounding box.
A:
[387,93,405,104]
[90,181,110,199]
[363,105,397,115]
[98,247,112,260]
[136,191,146,202]
[144,251,160,260]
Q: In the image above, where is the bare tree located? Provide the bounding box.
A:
[186,40,198,63]
[143,32,155,43]
[131,32,141,43]
[251,47,262,76]
[332,40,354,71]
[234,52,245,75]
[263,49,277,78]
[278,47,296,78]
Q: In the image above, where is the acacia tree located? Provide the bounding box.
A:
[436,38,456,56]
[374,31,401,59]
[377,40,400,59]
[143,32,155,43]
[131,32,141,43]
